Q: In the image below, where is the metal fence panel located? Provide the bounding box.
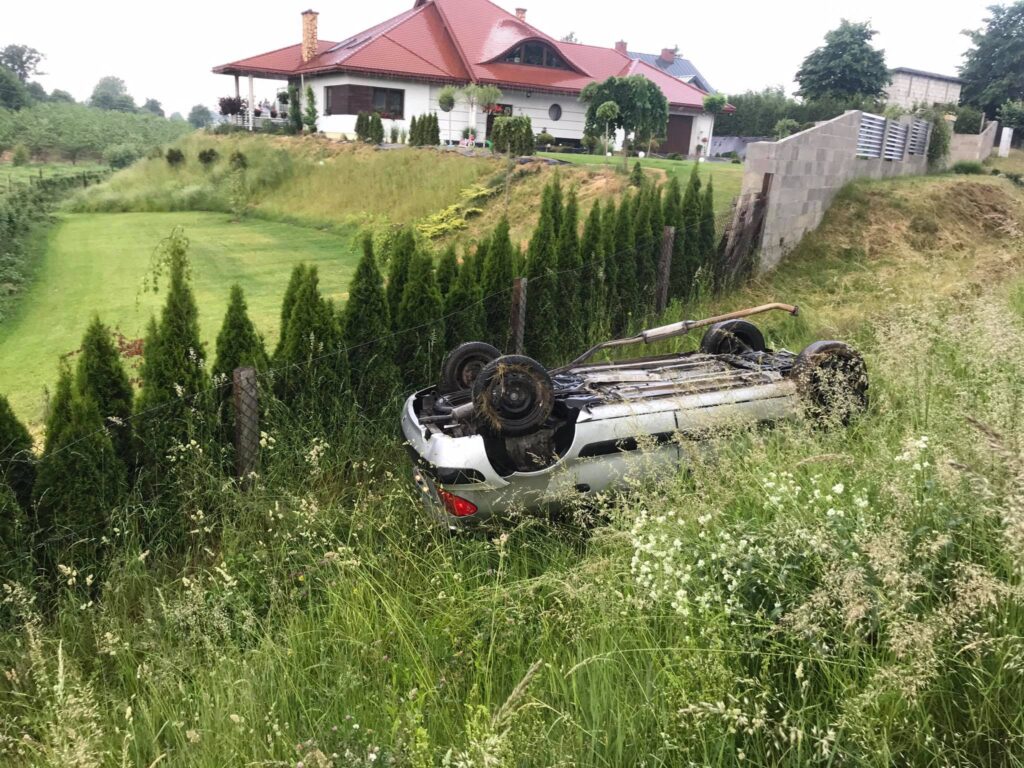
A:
[883,122,909,161]
[857,113,886,158]
[908,119,931,156]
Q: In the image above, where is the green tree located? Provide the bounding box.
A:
[288,84,303,134]
[612,192,637,333]
[386,228,417,324]
[699,178,717,287]
[436,245,459,297]
[90,76,136,111]
[579,202,606,343]
[595,100,619,152]
[0,66,30,110]
[557,187,584,352]
[142,98,164,117]
[0,45,44,82]
[444,256,486,351]
[960,2,1024,117]
[600,199,619,336]
[134,229,211,470]
[679,166,703,299]
[632,186,655,313]
[998,99,1024,131]
[630,160,645,187]
[648,183,665,306]
[303,85,318,133]
[703,93,727,115]
[524,182,563,362]
[663,176,688,300]
[75,316,134,468]
[409,115,418,145]
[0,393,35,511]
[581,76,669,169]
[188,104,213,128]
[213,285,268,381]
[34,371,124,575]
[49,88,74,103]
[0,481,26,579]
[480,219,516,348]
[795,20,889,101]
[275,264,308,361]
[341,237,399,411]
[396,250,444,386]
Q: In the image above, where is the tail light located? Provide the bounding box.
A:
[438,488,478,517]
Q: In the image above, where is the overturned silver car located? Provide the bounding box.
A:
[402,303,868,527]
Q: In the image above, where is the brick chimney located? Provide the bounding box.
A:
[660,47,676,63]
[614,40,627,54]
[515,7,526,21]
[301,10,319,63]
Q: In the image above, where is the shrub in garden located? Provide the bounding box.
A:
[632,186,655,310]
[600,199,619,333]
[218,96,243,116]
[953,106,983,134]
[612,193,637,333]
[274,264,307,361]
[341,237,399,411]
[390,124,399,144]
[579,202,605,343]
[198,147,219,168]
[664,177,687,300]
[213,284,268,382]
[480,218,515,348]
[104,143,141,169]
[11,143,29,166]
[0,394,35,511]
[165,147,185,167]
[303,85,318,133]
[228,149,248,171]
[647,182,665,301]
[429,113,441,145]
[385,228,417,323]
[408,115,418,145]
[288,85,303,134]
[396,250,444,386]
[536,131,555,148]
[680,166,703,298]
[557,188,584,351]
[491,115,535,156]
[76,316,134,469]
[134,229,212,471]
[371,114,385,144]
[436,245,459,297]
[524,181,562,363]
[444,252,486,352]
[951,160,985,175]
[33,368,125,576]
[699,177,717,286]
[630,160,644,187]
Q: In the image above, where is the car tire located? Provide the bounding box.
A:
[700,320,766,355]
[791,340,868,425]
[439,342,501,394]
[472,355,554,437]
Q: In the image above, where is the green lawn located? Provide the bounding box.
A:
[538,152,744,215]
[0,212,358,424]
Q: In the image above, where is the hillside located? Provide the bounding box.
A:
[3,171,1023,766]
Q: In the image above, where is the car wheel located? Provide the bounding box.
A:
[700,320,766,355]
[439,342,501,394]
[472,355,554,437]
[792,341,868,425]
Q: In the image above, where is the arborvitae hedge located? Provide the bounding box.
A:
[76,316,134,469]
[0,394,35,511]
[630,160,645,187]
[213,285,268,381]
[341,237,399,411]
[663,177,687,301]
[386,228,417,324]
[524,182,562,363]
[490,115,535,155]
[409,115,418,145]
[444,253,486,352]
[633,187,655,313]
[275,264,308,361]
[699,177,717,288]
[135,231,212,470]
[557,188,584,352]
[579,202,605,344]
[0,481,25,579]
[355,113,369,142]
[369,114,385,145]
[276,267,349,415]
[396,250,444,387]
[480,218,515,349]
[648,183,665,309]
[613,193,637,335]
[600,199,619,336]
[680,166,703,301]
[436,245,459,297]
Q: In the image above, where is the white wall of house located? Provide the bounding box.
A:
[307,72,433,137]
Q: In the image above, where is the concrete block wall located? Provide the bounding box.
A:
[742,111,928,270]
[948,120,999,165]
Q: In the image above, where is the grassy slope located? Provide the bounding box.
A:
[0,161,105,195]
[0,212,355,424]
[3,174,1023,766]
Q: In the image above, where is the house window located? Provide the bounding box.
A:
[548,103,562,121]
[324,84,404,119]
[501,42,569,70]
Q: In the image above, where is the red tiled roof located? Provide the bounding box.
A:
[212,0,724,110]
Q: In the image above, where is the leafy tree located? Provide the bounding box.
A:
[341,237,399,411]
[436,245,459,297]
[595,100,619,151]
[0,393,35,511]
[142,98,164,117]
[444,255,486,351]
[998,99,1024,131]
[557,187,584,351]
[386,228,417,323]
[954,105,984,133]
[275,264,308,360]
[288,84,303,134]
[664,176,688,300]
[795,20,889,102]
[438,86,457,143]
[49,88,74,103]
[90,76,136,111]
[703,93,727,115]
[600,199,619,336]
[581,76,669,168]
[303,85,318,133]
[134,229,212,469]
[0,45,44,82]
[34,373,124,574]
[459,84,502,139]
[213,285,268,381]
[188,104,213,128]
[169,112,185,123]
[699,178,717,286]
[480,219,516,348]
[579,202,605,343]
[612,192,637,333]
[960,2,1024,117]
[524,182,563,362]
[396,250,444,386]
[774,118,801,139]
[76,316,134,468]
[0,66,30,110]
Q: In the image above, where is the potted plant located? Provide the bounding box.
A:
[277,90,289,105]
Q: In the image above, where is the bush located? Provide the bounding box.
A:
[951,160,985,175]
[75,316,134,469]
[302,85,318,133]
[288,85,303,135]
[491,115,535,156]
[229,150,247,171]
[369,113,384,145]
[773,118,800,139]
[11,143,29,166]
[198,147,219,167]
[536,131,555,147]
[0,394,35,512]
[389,124,399,144]
[953,106,983,134]
[104,143,142,169]
[165,147,185,167]
[218,96,243,116]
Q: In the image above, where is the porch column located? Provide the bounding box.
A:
[234,75,240,98]
[248,74,255,132]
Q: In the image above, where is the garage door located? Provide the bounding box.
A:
[663,115,693,155]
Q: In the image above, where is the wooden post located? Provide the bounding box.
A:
[509,277,527,355]
[655,225,675,314]
[233,367,259,487]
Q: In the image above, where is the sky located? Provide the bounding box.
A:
[2,0,995,116]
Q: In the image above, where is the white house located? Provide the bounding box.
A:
[213,0,727,155]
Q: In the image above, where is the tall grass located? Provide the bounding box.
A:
[2,174,1024,766]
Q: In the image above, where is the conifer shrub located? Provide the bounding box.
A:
[229,150,248,171]
[341,237,399,412]
[212,285,268,443]
[369,114,384,145]
[165,148,185,167]
[275,264,308,361]
[480,218,515,349]
[647,183,665,304]
[385,228,417,323]
[0,481,27,580]
[0,394,35,511]
[630,160,644,187]
[409,115,418,145]
[436,245,459,297]
[556,188,584,352]
[663,176,687,300]
[75,316,134,469]
[396,250,444,387]
[303,85,319,133]
[680,166,703,299]
[288,85,303,134]
[600,199,619,335]
[633,186,655,312]
[443,253,486,352]
[355,112,369,142]
[579,202,606,343]
[490,116,535,156]
[699,177,717,288]
[524,181,563,363]
[612,193,637,334]
[198,148,219,168]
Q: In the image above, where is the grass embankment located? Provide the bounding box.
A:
[3,174,1024,766]
[0,162,105,196]
[0,212,354,424]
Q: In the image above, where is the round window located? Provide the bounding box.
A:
[548,103,562,121]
